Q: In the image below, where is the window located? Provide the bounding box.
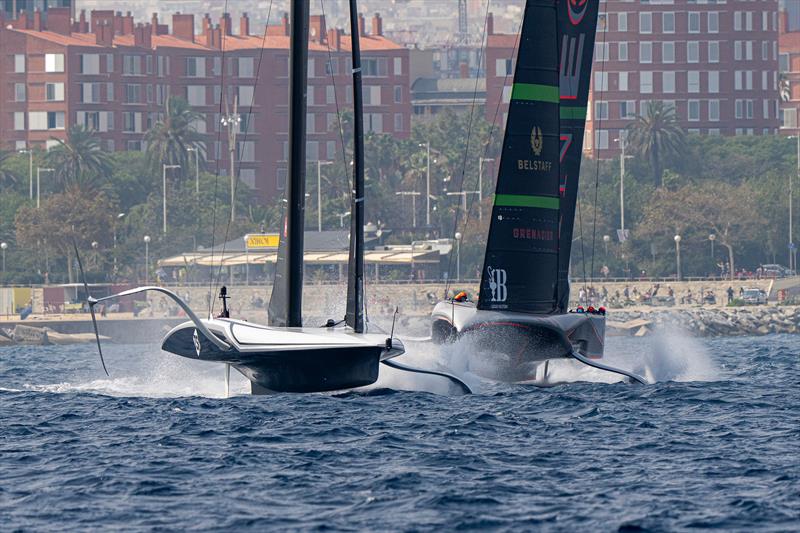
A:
[617,12,628,32]
[735,41,742,61]
[81,82,101,103]
[662,42,675,63]
[80,54,100,74]
[597,13,607,32]
[747,99,754,119]
[239,57,254,78]
[326,141,336,160]
[687,42,699,63]
[639,42,652,63]
[277,168,288,190]
[394,85,403,103]
[594,71,608,91]
[688,71,700,93]
[123,55,142,75]
[307,58,315,78]
[618,72,628,91]
[145,55,153,75]
[688,100,700,121]
[77,111,100,131]
[106,54,114,73]
[594,130,609,150]
[394,57,402,75]
[13,112,24,131]
[187,86,206,106]
[688,12,700,33]
[662,12,675,33]
[763,11,769,31]
[326,113,338,132]
[105,82,114,101]
[595,42,609,62]
[620,101,636,119]
[366,113,383,133]
[746,70,753,90]
[595,101,609,120]
[708,12,719,33]
[45,54,65,73]
[735,71,743,91]
[708,71,719,93]
[709,100,720,121]
[158,56,169,77]
[618,42,628,61]
[495,58,512,77]
[124,84,141,104]
[126,140,143,152]
[238,86,255,106]
[763,41,769,61]
[639,12,652,34]
[306,113,315,134]
[708,41,720,63]
[122,112,142,133]
[146,84,153,103]
[14,83,26,102]
[763,99,770,119]
[186,57,206,78]
[362,58,388,77]
[394,113,403,132]
[325,58,338,75]
[239,141,255,162]
[735,100,744,119]
[46,82,64,101]
[734,11,742,31]
[364,86,381,105]
[746,41,753,61]
[640,71,653,94]
[306,140,319,161]
[746,12,753,31]
[14,54,25,73]
[662,72,675,94]
[29,111,64,130]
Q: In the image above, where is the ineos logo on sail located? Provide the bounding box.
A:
[487,266,508,302]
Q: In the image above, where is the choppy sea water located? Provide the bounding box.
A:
[1,331,798,531]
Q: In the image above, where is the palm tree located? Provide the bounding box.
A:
[46,125,112,190]
[626,101,686,188]
[0,150,19,189]
[145,96,204,173]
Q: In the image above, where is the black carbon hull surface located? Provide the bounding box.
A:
[161,322,386,393]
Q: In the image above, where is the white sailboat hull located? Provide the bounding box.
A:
[162,318,404,393]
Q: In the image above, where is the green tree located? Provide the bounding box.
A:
[145,96,204,173]
[46,125,112,190]
[0,150,20,189]
[626,101,686,188]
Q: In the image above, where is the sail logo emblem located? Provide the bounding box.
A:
[530,126,544,156]
[567,0,589,25]
[487,266,508,302]
[193,329,202,356]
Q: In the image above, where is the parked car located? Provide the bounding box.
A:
[741,288,768,305]
[760,264,795,278]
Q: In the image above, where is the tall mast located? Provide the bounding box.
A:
[345,0,365,333]
[286,0,310,327]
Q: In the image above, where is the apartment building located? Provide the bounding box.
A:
[0,8,411,201]
[779,8,800,132]
[1,0,73,21]
[484,1,781,158]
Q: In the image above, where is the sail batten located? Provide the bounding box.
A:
[478,0,597,315]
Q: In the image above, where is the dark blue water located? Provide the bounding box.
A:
[1,334,798,531]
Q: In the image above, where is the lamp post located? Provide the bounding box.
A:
[337,211,351,228]
[162,164,181,234]
[793,133,799,272]
[143,235,151,284]
[674,234,682,281]
[113,213,125,280]
[1,242,7,275]
[395,191,420,227]
[709,233,716,258]
[187,146,200,195]
[446,191,480,216]
[316,160,333,231]
[19,149,33,200]
[477,157,494,220]
[454,232,462,281]
[419,142,433,227]
[603,234,611,255]
[220,96,241,224]
[36,167,54,208]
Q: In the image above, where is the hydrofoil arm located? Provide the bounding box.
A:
[570,351,648,385]
[382,358,472,394]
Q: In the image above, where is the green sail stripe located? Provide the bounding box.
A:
[560,106,587,120]
[495,194,559,210]
[511,83,560,103]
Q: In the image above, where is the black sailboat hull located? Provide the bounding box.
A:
[161,320,398,394]
[431,301,605,381]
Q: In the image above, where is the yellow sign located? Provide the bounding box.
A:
[245,234,280,249]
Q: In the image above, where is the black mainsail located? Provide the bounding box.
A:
[345,0,366,333]
[478,0,597,314]
[268,0,310,327]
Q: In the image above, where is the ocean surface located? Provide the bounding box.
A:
[1,330,798,531]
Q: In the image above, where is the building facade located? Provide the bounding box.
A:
[484,1,782,158]
[1,0,72,21]
[0,8,411,201]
